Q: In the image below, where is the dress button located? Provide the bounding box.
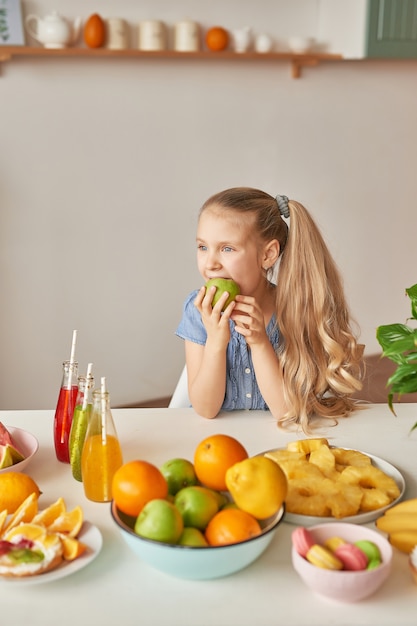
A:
[246,393,251,399]
[245,368,251,374]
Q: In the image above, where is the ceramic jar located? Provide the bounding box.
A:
[174,20,200,52]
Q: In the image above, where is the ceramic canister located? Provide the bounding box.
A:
[138,20,166,50]
[105,18,129,49]
[174,20,200,51]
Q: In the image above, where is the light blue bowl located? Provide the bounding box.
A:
[111,500,285,580]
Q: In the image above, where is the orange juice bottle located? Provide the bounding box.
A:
[81,379,123,502]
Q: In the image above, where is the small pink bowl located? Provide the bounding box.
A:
[292,522,392,603]
[409,548,417,585]
[0,425,39,474]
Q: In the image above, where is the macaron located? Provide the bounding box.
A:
[306,544,343,570]
[292,527,315,558]
[355,540,382,570]
[334,543,368,571]
[324,536,347,552]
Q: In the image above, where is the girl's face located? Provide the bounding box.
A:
[196,207,271,296]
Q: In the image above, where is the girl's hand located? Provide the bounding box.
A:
[230,295,269,347]
[194,285,235,348]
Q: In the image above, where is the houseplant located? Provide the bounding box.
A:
[376,283,417,431]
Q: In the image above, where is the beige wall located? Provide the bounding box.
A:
[1,1,416,409]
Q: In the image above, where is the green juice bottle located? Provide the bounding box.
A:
[69,365,94,481]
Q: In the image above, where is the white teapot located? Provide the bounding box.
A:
[25,11,81,49]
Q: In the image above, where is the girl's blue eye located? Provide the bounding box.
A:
[198,244,207,251]
[222,246,233,252]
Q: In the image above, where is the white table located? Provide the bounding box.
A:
[1,404,416,626]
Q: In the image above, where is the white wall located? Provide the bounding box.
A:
[1,1,416,410]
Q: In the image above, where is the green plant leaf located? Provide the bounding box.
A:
[376,324,417,361]
[406,283,417,320]
[387,362,417,390]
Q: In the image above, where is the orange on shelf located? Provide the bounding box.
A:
[84,14,106,49]
[205,26,229,52]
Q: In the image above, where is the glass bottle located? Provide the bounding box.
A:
[81,386,123,502]
[69,373,95,482]
[53,360,79,463]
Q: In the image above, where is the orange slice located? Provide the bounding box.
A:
[0,509,7,534]
[32,497,66,527]
[4,522,47,542]
[47,505,83,537]
[58,533,88,560]
[2,492,38,534]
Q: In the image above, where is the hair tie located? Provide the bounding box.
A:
[276,195,290,218]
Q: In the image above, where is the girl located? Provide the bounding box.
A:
[175,187,363,432]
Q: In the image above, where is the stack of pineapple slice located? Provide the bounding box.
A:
[376,498,417,554]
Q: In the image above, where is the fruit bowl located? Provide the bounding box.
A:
[111,500,285,580]
[0,426,39,474]
[292,522,392,603]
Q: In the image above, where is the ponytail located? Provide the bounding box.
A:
[276,200,363,432]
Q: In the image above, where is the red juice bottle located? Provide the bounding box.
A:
[53,360,79,462]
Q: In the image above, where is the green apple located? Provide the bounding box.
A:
[205,488,229,510]
[178,527,209,547]
[204,278,240,311]
[160,458,198,496]
[134,499,184,544]
[174,485,219,531]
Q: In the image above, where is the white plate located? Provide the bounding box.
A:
[0,521,102,585]
[263,448,406,526]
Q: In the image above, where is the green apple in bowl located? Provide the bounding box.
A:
[134,499,184,544]
[160,458,198,496]
[204,278,240,311]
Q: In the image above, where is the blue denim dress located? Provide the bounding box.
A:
[175,290,280,411]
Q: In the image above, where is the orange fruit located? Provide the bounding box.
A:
[32,497,66,527]
[58,533,88,560]
[205,27,229,52]
[194,434,248,491]
[0,509,7,533]
[112,460,168,517]
[2,491,39,534]
[47,505,83,538]
[0,472,41,514]
[84,14,105,48]
[205,508,262,546]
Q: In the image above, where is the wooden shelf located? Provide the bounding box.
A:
[0,46,343,78]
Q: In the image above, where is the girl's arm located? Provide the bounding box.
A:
[185,285,235,418]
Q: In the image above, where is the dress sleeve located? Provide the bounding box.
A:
[175,290,207,346]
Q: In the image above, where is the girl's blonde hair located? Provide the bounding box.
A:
[201,187,364,432]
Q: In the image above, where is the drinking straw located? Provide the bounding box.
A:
[82,362,93,411]
[60,329,78,443]
[67,329,78,390]
[70,330,77,364]
[101,376,107,443]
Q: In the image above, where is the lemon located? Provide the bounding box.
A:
[225,456,287,520]
[0,472,41,514]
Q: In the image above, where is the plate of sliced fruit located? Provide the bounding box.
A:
[0,494,102,584]
[263,438,405,525]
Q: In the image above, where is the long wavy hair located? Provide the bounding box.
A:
[200,187,364,432]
